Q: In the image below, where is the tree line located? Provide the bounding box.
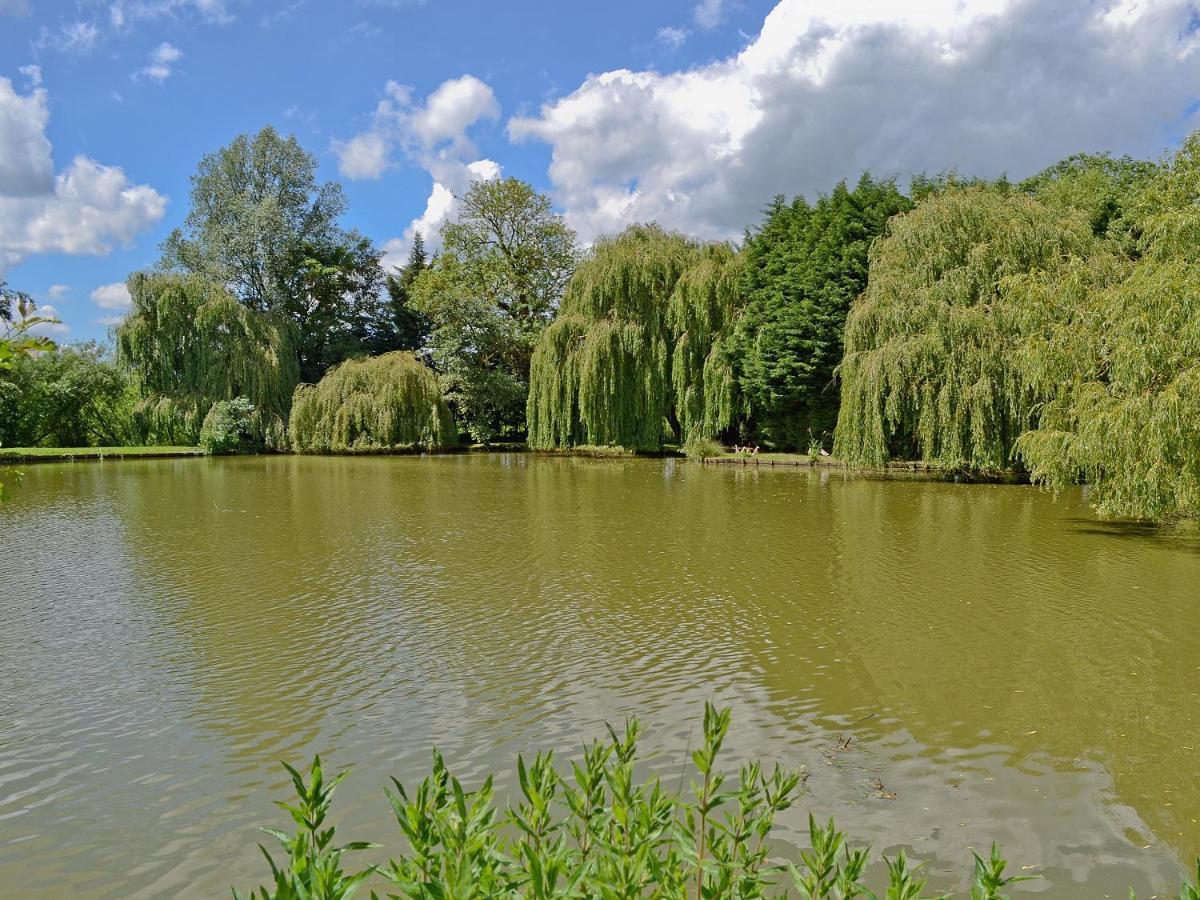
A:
[4,125,1200,520]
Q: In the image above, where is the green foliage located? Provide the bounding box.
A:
[0,342,142,449]
[200,397,258,455]
[1015,134,1200,519]
[383,231,432,353]
[0,288,57,372]
[234,756,376,900]
[117,272,299,448]
[162,126,347,313]
[527,225,743,451]
[292,236,396,383]
[1018,152,1160,238]
[161,126,395,382]
[412,178,579,443]
[833,187,1100,470]
[242,705,1199,898]
[683,436,724,460]
[670,243,745,447]
[733,176,911,450]
[0,287,60,503]
[288,352,456,453]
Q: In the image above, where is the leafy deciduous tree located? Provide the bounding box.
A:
[161,126,394,382]
[527,224,743,451]
[412,178,579,443]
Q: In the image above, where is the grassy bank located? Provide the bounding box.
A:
[0,446,204,463]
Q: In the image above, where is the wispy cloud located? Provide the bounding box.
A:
[134,41,184,82]
[693,0,726,30]
[34,20,101,55]
[260,0,306,29]
[656,25,689,50]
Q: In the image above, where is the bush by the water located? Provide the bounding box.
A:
[236,704,1200,899]
[288,351,456,453]
[199,397,258,455]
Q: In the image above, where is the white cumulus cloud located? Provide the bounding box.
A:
[336,75,502,263]
[0,77,167,272]
[47,283,68,298]
[331,131,391,180]
[90,281,132,310]
[510,0,1200,243]
[0,76,53,196]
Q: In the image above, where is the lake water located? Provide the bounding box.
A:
[1,454,1197,897]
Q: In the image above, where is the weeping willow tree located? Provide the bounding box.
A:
[527,225,743,451]
[833,187,1099,470]
[1015,134,1200,520]
[289,352,455,453]
[117,272,299,446]
[669,244,743,447]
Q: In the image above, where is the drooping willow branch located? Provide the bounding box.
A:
[527,225,744,451]
[289,351,455,452]
[117,272,299,447]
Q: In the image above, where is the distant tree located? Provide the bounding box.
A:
[412,178,579,443]
[0,342,141,448]
[384,232,432,352]
[732,175,911,450]
[0,283,60,501]
[289,352,455,453]
[117,273,299,448]
[527,224,743,452]
[294,236,392,381]
[160,126,394,381]
[833,186,1100,470]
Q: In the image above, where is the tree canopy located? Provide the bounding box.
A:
[733,176,911,450]
[527,225,743,451]
[833,186,1100,470]
[412,177,579,443]
[1016,135,1200,519]
[0,342,140,448]
[117,272,299,447]
[160,126,395,382]
[289,351,455,453]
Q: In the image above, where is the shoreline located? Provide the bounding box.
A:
[0,446,206,464]
[1,443,1030,484]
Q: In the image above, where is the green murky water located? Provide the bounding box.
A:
[1,454,1197,897]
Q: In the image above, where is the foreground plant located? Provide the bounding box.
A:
[240,705,1199,899]
[235,756,376,900]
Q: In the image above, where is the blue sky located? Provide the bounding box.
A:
[2,0,1199,343]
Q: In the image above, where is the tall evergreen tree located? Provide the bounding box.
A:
[732,175,911,450]
[384,232,432,352]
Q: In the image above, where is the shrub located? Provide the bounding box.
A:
[683,436,724,460]
[199,397,257,455]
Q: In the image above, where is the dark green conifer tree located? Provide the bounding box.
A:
[732,175,911,450]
